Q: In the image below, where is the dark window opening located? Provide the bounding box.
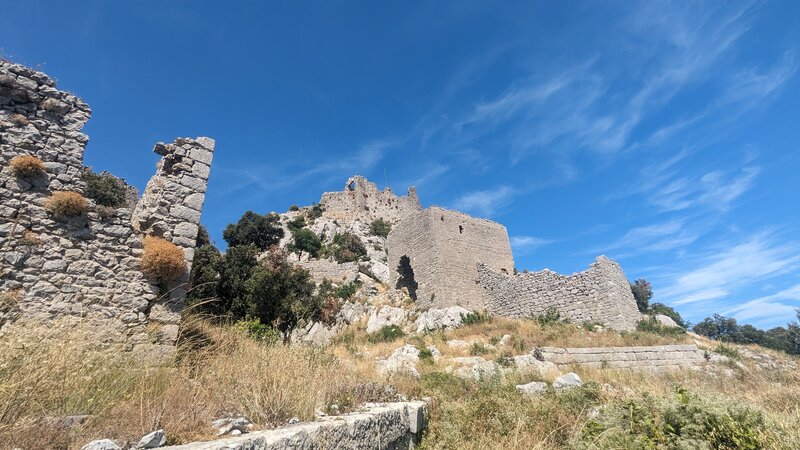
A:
[441,216,445,221]
[396,255,418,301]
[348,181,356,191]
[458,225,464,234]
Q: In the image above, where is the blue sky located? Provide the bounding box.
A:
[2,1,799,328]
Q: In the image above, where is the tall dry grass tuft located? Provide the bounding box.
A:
[0,317,380,449]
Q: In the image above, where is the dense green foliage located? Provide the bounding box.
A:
[534,307,564,326]
[368,218,392,238]
[329,232,368,263]
[290,228,322,257]
[308,203,324,220]
[460,311,492,326]
[287,216,306,231]
[81,170,128,207]
[195,224,212,247]
[576,387,770,449]
[186,244,223,309]
[693,312,800,355]
[630,278,653,313]
[223,211,284,250]
[635,317,686,337]
[368,324,405,343]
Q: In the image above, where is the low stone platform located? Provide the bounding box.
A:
[162,401,427,450]
[538,344,706,371]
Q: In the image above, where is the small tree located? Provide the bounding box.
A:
[196,224,212,247]
[187,244,223,313]
[330,232,367,263]
[223,211,284,250]
[630,278,653,313]
[81,170,128,207]
[369,218,392,238]
[216,244,260,319]
[291,228,322,258]
[245,250,320,335]
[692,314,740,342]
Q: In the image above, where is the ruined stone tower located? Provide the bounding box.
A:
[319,175,421,223]
[387,206,515,311]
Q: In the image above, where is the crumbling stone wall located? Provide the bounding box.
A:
[0,60,214,354]
[387,206,515,311]
[538,345,706,372]
[319,175,421,223]
[478,256,642,330]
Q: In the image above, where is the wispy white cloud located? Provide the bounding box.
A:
[724,284,800,326]
[649,166,760,212]
[451,185,515,217]
[598,218,702,256]
[511,235,553,256]
[658,233,800,306]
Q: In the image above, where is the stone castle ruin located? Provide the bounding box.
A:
[319,175,422,223]
[0,60,214,355]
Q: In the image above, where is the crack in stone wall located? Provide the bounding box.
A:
[0,60,214,355]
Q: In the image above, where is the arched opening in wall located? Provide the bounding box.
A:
[348,181,356,191]
[395,255,418,301]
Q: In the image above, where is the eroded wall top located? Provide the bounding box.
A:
[319,175,421,223]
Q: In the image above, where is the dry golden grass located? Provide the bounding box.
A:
[141,236,186,282]
[44,191,88,217]
[9,155,46,178]
[1,314,798,449]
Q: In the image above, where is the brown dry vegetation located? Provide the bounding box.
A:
[9,155,46,178]
[0,315,798,449]
[44,191,88,217]
[141,236,187,282]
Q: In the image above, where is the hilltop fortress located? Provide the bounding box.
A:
[299,176,642,331]
[0,59,640,357]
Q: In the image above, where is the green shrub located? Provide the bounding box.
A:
[535,307,564,326]
[223,211,284,250]
[636,317,686,337]
[81,170,128,207]
[187,244,223,308]
[470,342,490,356]
[368,325,405,343]
[288,204,300,211]
[715,344,741,360]
[290,228,322,257]
[418,347,434,361]
[287,216,306,231]
[330,232,367,263]
[369,218,392,238]
[576,387,770,449]
[461,311,491,325]
[308,203,324,220]
[648,302,687,328]
[245,251,319,334]
[630,278,653,313]
[334,280,362,299]
[234,318,281,345]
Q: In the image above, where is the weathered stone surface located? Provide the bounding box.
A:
[366,305,408,333]
[388,206,514,311]
[654,314,680,328]
[478,256,642,331]
[553,373,583,391]
[516,381,548,397]
[320,176,421,224]
[377,344,421,378]
[137,429,166,448]
[415,306,471,333]
[0,60,214,351]
[81,439,121,450]
[163,401,427,450]
[538,345,708,371]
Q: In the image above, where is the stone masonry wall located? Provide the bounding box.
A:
[163,401,428,450]
[387,206,515,311]
[538,345,707,372]
[320,175,421,224]
[0,60,214,354]
[477,256,642,330]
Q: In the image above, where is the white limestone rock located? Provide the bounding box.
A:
[81,439,121,450]
[137,429,166,448]
[415,306,471,333]
[654,314,680,328]
[553,373,583,391]
[367,305,408,333]
[377,344,421,378]
[512,354,559,377]
[516,381,548,397]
